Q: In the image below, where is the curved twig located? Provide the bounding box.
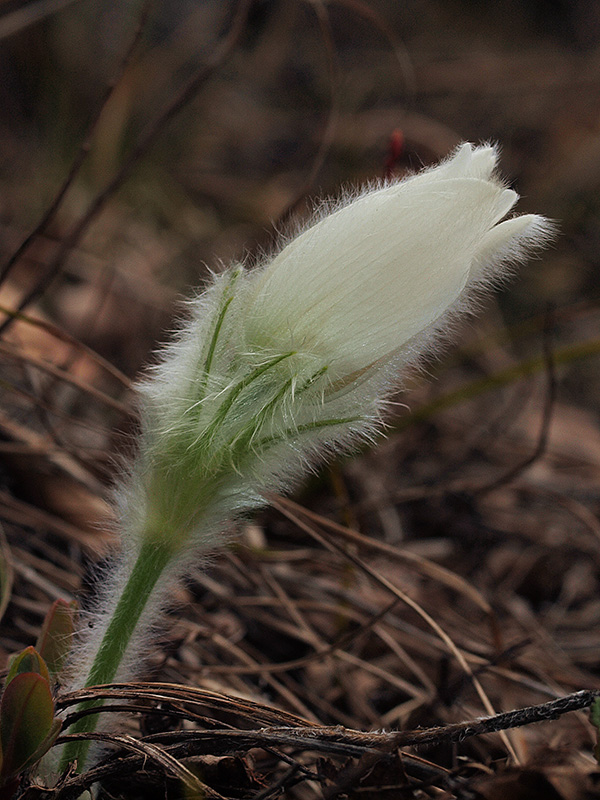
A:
[0,0,253,336]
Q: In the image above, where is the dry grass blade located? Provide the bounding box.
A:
[269,496,520,761]
[0,304,131,388]
[272,494,493,614]
[201,595,405,678]
[0,340,130,414]
[57,683,319,729]
[0,0,254,335]
[0,408,107,492]
[0,1,151,288]
[56,732,227,800]
[0,490,106,553]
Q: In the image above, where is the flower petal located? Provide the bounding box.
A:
[472,214,553,279]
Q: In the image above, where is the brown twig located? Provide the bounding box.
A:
[0,340,130,414]
[59,688,600,746]
[473,306,558,497]
[391,688,599,748]
[0,0,152,289]
[50,687,600,799]
[322,689,600,797]
[272,0,340,229]
[192,595,403,676]
[0,0,254,336]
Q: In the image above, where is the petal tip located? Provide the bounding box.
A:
[470,144,499,178]
[445,142,499,181]
[496,188,519,219]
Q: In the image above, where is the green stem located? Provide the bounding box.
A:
[59,539,174,772]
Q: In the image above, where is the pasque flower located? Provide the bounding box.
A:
[248,142,547,379]
[61,143,551,769]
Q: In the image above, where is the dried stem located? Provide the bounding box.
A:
[0,0,152,289]
[0,0,253,336]
[51,686,600,799]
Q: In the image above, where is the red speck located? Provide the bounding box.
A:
[383,129,405,180]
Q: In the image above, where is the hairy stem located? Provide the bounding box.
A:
[60,539,174,771]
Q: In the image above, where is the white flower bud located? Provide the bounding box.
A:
[246,143,550,381]
[128,142,552,555]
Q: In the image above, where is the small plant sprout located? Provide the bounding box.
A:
[60,143,552,770]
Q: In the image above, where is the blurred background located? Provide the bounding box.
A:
[2,1,600,383]
[2,1,600,797]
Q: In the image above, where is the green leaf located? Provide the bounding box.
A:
[0,672,55,780]
[591,697,600,729]
[591,697,600,764]
[36,599,77,676]
[16,717,61,774]
[5,647,49,687]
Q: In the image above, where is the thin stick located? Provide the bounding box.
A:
[474,306,557,496]
[51,688,600,798]
[0,0,253,335]
[391,689,599,748]
[0,0,152,288]
[56,681,600,749]
[274,0,340,227]
[269,495,520,762]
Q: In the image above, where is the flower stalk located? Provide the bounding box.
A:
[59,143,552,771]
[60,540,173,768]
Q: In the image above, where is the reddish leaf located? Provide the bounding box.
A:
[35,599,76,676]
[0,673,54,780]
